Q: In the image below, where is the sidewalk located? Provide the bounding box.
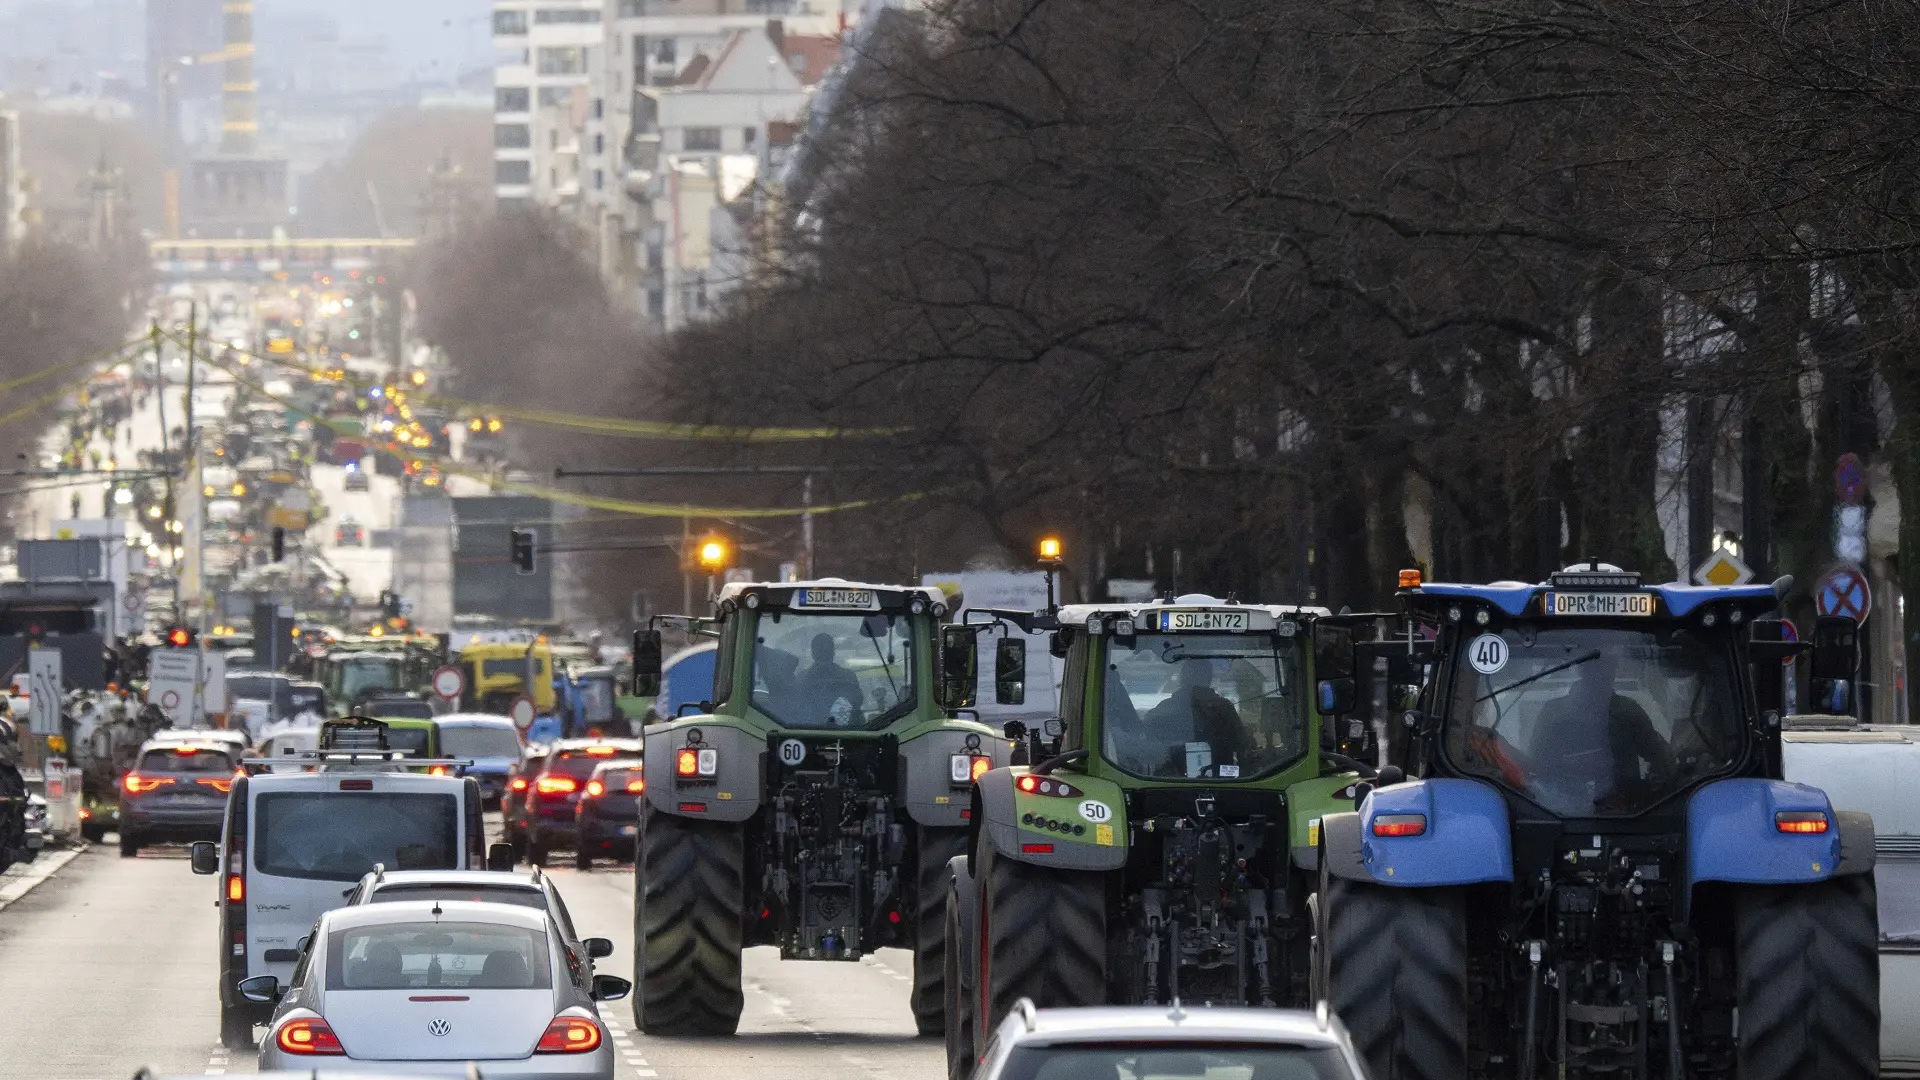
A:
[0,845,85,912]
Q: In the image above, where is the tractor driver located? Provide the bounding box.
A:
[1519,649,1677,809]
[795,632,863,726]
[1134,657,1251,777]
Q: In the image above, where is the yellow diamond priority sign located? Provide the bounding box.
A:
[1694,549,1754,587]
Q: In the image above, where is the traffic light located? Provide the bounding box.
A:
[695,535,731,572]
[166,626,195,648]
[271,526,285,562]
[511,528,536,575]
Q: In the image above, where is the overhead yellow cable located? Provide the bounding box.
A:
[197,350,901,520]
[178,332,900,442]
[0,336,150,430]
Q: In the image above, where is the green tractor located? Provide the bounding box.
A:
[628,579,1010,1036]
[944,594,1364,1078]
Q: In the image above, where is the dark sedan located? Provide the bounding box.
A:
[572,762,642,870]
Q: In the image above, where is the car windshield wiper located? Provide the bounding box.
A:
[1477,649,1602,703]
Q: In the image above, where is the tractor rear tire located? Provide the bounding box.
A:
[911,826,969,1036]
[1735,872,1879,1080]
[634,805,745,1035]
[1323,877,1469,1080]
[944,878,975,1080]
[979,844,1106,1037]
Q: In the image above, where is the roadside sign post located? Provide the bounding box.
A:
[27,648,61,736]
[508,695,536,730]
[1693,549,1754,588]
[149,648,202,727]
[1815,565,1871,625]
[432,665,464,702]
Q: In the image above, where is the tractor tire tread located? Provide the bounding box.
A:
[1324,877,1468,1080]
[912,827,969,1036]
[635,807,745,1035]
[1736,873,1879,1080]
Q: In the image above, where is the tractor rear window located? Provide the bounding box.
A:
[996,1043,1356,1080]
[1100,633,1308,781]
[1443,625,1743,817]
[749,611,915,730]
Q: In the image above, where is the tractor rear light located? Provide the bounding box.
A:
[1021,843,1054,854]
[972,756,991,782]
[697,748,718,776]
[1371,814,1427,837]
[535,1014,602,1054]
[584,780,605,798]
[676,749,698,776]
[276,1017,344,1055]
[1775,811,1829,834]
[1016,775,1082,798]
[535,776,578,795]
[951,755,993,784]
[123,774,173,794]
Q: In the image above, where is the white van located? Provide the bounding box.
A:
[192,768,488,1048]
[1782,721,1920,1077]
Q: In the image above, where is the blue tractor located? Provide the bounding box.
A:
[1312,564,1878,1080]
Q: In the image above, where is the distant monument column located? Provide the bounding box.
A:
[186,0,287,238]
[219,0,257,153]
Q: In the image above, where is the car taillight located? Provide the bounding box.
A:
[1776,811,1829,834]
[1372,813,1427,837]
[124,774,174,794]
[584,780,605,798]
[510,777,528,791]
[627,778,645,794]
[227,874,244,902]
[198,777,234,793]
[276,1017,345,1055]
[535,1015,602,1053]
[536,776,578,795]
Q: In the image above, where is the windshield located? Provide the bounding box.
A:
[1443,624,1745,816]
[996,1043,1354,1080]
[254,792,460,881]
[440,726,523,759]
[578,676,615,723]
[339,657,404,699]
[1101,632,1307,780]
[749,610,915,729]
[327,921,551,990]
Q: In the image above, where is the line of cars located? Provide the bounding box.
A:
[175,717,633,1079]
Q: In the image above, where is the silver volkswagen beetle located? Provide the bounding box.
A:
[248,900,627,1079]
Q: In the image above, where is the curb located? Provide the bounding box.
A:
[0,845,85,912]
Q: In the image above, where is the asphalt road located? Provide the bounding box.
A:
[0,845,942,1080]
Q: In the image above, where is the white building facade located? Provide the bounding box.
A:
[492,0,605,210]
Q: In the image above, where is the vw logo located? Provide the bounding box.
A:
[428,1018,452,1037]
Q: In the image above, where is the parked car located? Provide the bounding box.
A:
[248,901,628,1077]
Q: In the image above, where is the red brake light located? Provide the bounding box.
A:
[1015,774,1082,798]
[535,1015,602,1053]
[536,775,578,795]
[197,777,233,793]
[510,777,528,791]
[1776,811,1829,834]
[1021,843,1054,854]
[172,746,199,755]
[124,774,174,794]
[1372,813,1427,837]
[676,749,698,776]
[627,778,645,794]
[429,765,447,776]
[584,780,605,798]
[585,746,617,756]
[276,1017,344,1055]
[338,778,374,791]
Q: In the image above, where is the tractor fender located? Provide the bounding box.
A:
[974,767,1128,872]
[642,717,763,823]
[948,854,979,997]
[1358,777,1514,887]
[896,725,1012,828]
[1685,778,1850,891]
[1835,810,1875,877]
[1318,811,1369,882]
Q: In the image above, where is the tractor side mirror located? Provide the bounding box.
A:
[994,638,1027,705]
[1317,678,1355,716]
[631,629,662,697]
[937,626,978,710]
[1810,616,1858,716]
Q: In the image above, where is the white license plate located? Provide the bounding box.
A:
[794,588,877,610]
[1549,591,1654,617]
[1159,610,1249,632]
[619,824,637,836]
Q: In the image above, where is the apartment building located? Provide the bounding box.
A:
[492,0,604,209]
